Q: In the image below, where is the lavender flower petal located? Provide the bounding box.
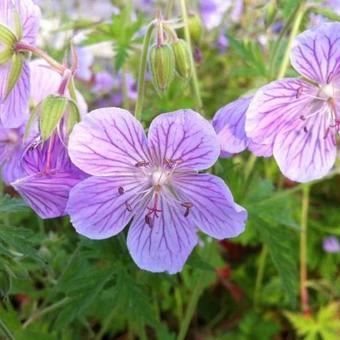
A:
[291,22,340,84]
[127,195,198,274]
[0,62,30,128]
[12,171,83,219]
[67,176,142,239]
[245,78,319,153]
[173,173,246,239]
[148,109,220,170]
[273,108,336,182]
[323,236,340,253]
[69,108,149,176]
[213,96,252,155]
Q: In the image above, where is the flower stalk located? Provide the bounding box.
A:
[277,2,306,79]
[300,184,311,316]
[134,22,155,120]
[15,41,66,74]
[179,0,203,111]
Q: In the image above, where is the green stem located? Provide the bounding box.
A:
[23,297,70,328]
[300,184,311,316]
[122,64,130,110]
[177,244,212,340]
[179,0,203,111]
[67,78,78,102]
[277,2,306,79]
[253,245,268,307]
[244,154,257,181]
[15,42,65,74]
[0,319,14,340]
[134,23,155,120]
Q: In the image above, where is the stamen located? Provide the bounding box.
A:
[135,160,150,167]
[125,202,132,212]
[165,158,183,169]
[181,202,193,217]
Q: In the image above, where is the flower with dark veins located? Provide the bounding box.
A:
[9,60,87,219]
[213,96,273,157]
[246,23,340,182]
[0,0,41,128]
[67,108,247,274]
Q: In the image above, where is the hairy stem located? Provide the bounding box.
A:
[134,23,155,120]
[15,42,65,74]
[179,0,203,111]
[300,184,311,316]
[277,2,306,79]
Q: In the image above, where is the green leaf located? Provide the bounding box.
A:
[0,47,12,64]
[310,7,340,22]
[0,195,28,214]
[5,54,23,98]
[0,23,17,46]
[285,312,318,338]
[252,217,298,305]
[12,9,23,40]
[40,95,68,141]
[66,99,81,134]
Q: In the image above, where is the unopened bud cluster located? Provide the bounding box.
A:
[148,19,193,94]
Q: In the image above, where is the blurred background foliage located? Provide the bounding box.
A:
[0,0,340,339]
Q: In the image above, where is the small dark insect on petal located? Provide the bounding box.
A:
[296,86,303,99]
[304,126,308,133]
[118,187,124,195]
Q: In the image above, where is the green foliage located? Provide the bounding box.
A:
[285,303,340,340]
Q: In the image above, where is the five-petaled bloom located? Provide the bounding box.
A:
[246,22,340,182]
[0,0,41,128]
[67,108,247,273]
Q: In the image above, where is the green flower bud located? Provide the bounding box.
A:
[149,44,175,93]
[187,14,203,45]
[264,3,276,28]
[172,39,192,80]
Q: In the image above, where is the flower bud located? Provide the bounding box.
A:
[149,44,175,93]
[264,3,276,28]
[187,14,203,45]
[172,39,192,80]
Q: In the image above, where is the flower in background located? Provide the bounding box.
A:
[92,71,115,94]
[213,96,273,157]
[323,236,340,253]
[0,0,41,128]
[199,0,231,30]
[67,108,247,273]
[76,47,94,82]
[216,33,229,53]
[10,61,87,219]
[0,124,26,184]
[309,0,340,27]
[245,23,340,183]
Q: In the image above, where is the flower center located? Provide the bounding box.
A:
[151,168,169,186]
[321,84,336,99]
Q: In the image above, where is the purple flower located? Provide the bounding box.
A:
[0,124,25,183]
[75,47,94,82]
[12,135,86,219]
[323,236,340,253]
[200,0,231,30]
[213,96,273,157]
[67,108,247,273]
[8,61,88,219]
[245,23,340,183]
[0,0,41,128]
[216,33,229,53]
[92,71,114,93]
